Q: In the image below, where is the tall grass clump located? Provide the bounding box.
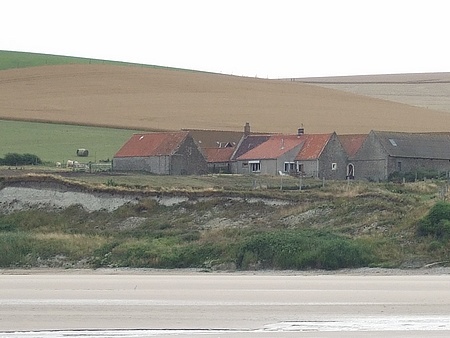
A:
[236,230,374,270]
[0,232,31,267]
[102,238,230,269]
[0,229,105,267]
[418,201,450,240]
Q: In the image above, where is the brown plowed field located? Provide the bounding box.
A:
[1,64,450,134]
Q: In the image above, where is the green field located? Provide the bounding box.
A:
[0,120,143,164]
[0,50,195,72]
[0,50,135,70]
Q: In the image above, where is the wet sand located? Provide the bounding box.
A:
[0,268,449,337]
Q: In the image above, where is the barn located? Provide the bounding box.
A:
[112,131,207,175]
[351,130,450,181]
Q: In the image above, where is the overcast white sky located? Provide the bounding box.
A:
[2,0,449,78]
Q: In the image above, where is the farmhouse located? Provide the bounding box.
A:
[232,131,347,178]
[112,131,207,175]
[295,133,348,180]
[351,130,450,181]
[234,134,304,175]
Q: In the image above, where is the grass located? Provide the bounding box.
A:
[77,172,317,192]
[0,120,144,163]
[0,50,152,70]
[0,50,203,73]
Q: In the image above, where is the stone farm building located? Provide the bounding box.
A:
[112,124,450,181]
[337,134,368,179]
[113,131,207,175]
[233,132,347,179]
[350,130,450,181]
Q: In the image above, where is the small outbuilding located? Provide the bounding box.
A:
[204,147,236,173]
[113,131,207,175]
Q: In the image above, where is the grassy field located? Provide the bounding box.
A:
[0,50,184,71]
[0,120,143,163]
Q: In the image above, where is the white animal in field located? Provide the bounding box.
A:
[56,162,61,168]
[66,160,74,168]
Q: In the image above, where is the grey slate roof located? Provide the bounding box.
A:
[184,129,243,149]
[232,134,271,160]
[374,131,450,159]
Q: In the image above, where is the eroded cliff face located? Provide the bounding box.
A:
[0,186,139,213]
[0,174,292,214]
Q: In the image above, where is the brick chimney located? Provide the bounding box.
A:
[244,122,251,136]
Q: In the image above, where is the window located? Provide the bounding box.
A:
[347,163,355,178]
[397,161,402,172]
[249,160,261,172]
[297,163,304,173]
[242,162,248,168]
[331,163,337,171]
[389,139,398,147]
[284,162,296,173]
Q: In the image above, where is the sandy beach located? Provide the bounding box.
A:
[0,268,449,337]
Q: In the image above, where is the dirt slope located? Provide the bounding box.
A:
[1,64,450,134]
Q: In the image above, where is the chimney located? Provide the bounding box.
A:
[244,122,251,136]
[297,127,305,135]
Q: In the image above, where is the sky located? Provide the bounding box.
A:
[1,0,449,79]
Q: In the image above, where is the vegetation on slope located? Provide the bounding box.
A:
[0,173,449,271]
[0,50,171,71]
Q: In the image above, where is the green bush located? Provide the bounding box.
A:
[236,230,373,270]
[0,153,42,166]
[418,202,450,239]
[389,169,445,183]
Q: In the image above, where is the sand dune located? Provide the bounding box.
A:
[1,65,450,134]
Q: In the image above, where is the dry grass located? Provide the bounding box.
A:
[2,65,450,134]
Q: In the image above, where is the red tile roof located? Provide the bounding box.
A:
[237,134,305,160]
[204,147,236,163]
[295,134,333,160]
[114,131,189,157]
[338,134,368,157]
